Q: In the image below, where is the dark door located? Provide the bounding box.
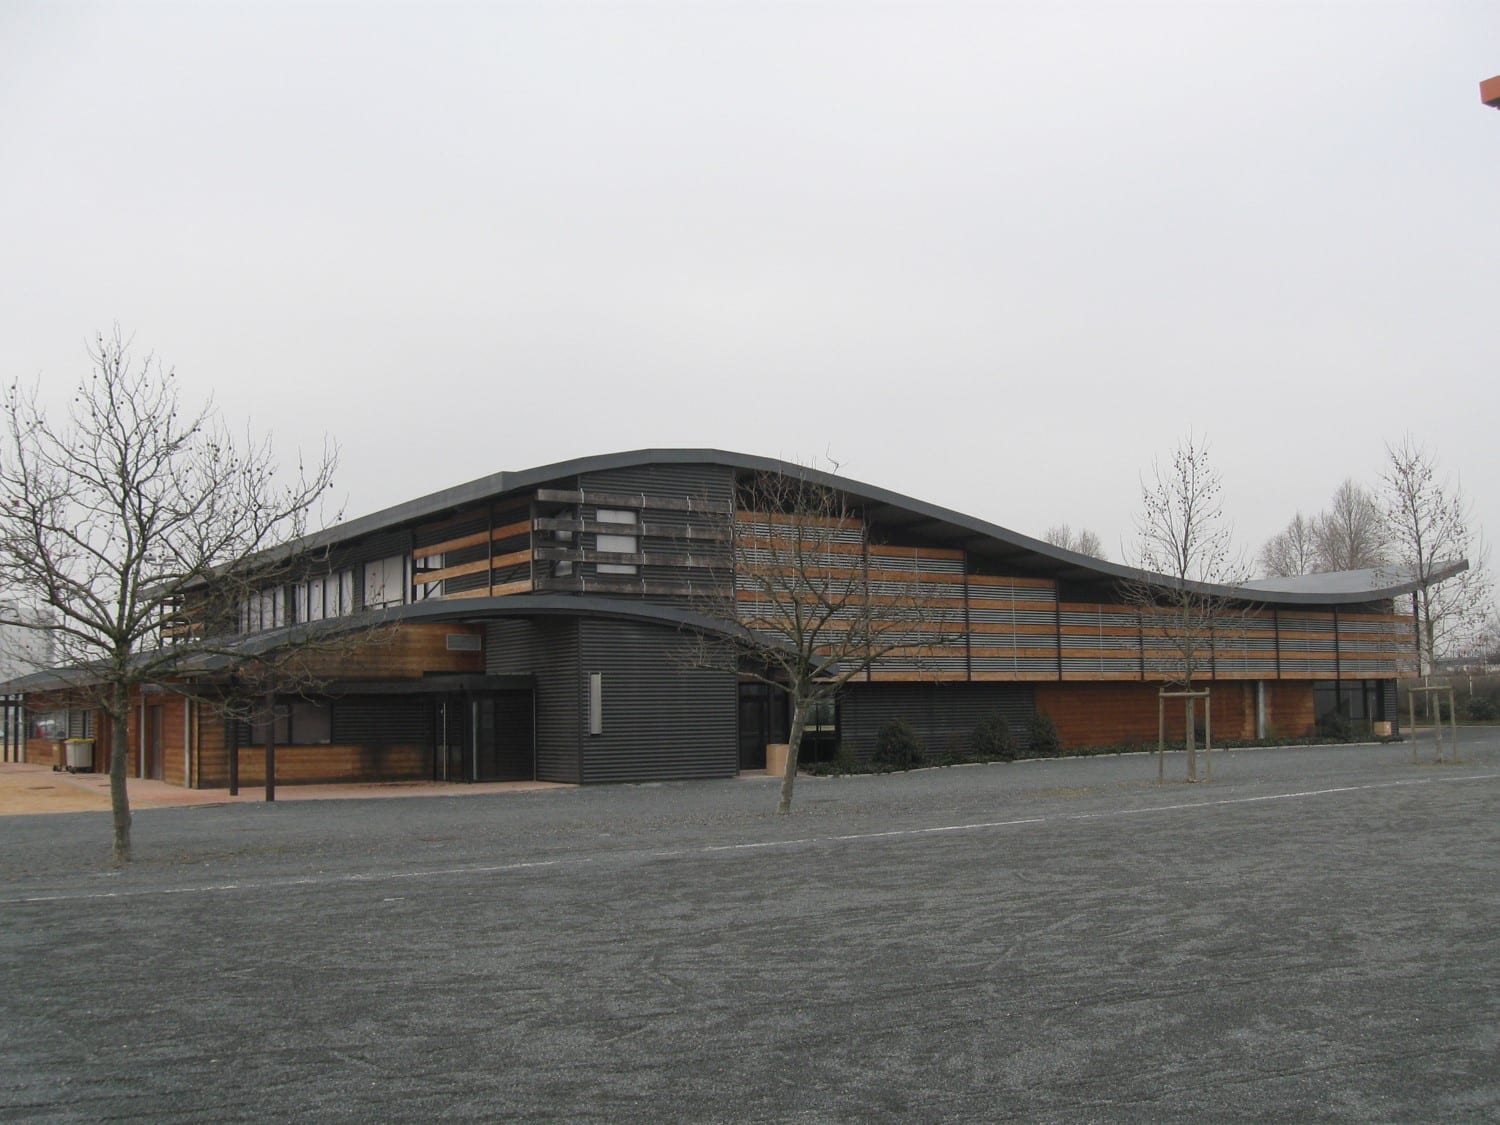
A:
[738,683,768,771]
[434,696,465,781]
[145,704,165,781]
[470,691,535,781]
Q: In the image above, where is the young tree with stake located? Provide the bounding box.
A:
[1123,435,1249,782]
[0,330,338,862]
[688,467,948,815]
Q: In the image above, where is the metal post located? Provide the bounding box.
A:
[1205,695,1213,783]
[264,690,276,802]
[229,712,239,796]
[1409,691,1417,764]
[1157,693,1165,785]
[1450,687,1459,762]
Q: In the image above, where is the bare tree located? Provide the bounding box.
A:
[0,329,339,862]
[1123,435,1249,781]
[1381,436,1491,678]
[687,468,950,815]
[1314,479,1385,572]
[1259,512,1318,577]
[1044,524,1107,559]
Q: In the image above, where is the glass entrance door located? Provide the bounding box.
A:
[433,697,464,781]
[468,692,535,782]
[738,683,768,771]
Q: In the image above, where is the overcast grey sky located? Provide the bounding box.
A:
[3,1,1496,568]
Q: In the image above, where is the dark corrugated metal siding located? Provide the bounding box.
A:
[578,463,735,505]
[486,619,582,784]
[576,463,735,603]
[840,683,1036,761]
[578,618,737,782]
[332,698,432,744]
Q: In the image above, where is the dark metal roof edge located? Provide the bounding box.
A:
[0,596,745,693]
[295,448,1446,608]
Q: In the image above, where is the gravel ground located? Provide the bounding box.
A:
[2,736,1497,1122]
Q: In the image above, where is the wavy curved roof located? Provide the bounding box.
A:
[312,447,1463,608]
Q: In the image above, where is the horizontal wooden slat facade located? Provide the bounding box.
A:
[195,720,430,787]
[731,509,1415,685]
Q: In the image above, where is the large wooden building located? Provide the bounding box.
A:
[10,450,1439,788]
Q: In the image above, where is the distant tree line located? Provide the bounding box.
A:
[1258,437,1493,675]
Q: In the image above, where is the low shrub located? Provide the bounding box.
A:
[872,718,924,771]
[970,713,1016,761]
[1462,695,1500,722]
[1019,713,1062,759]
[1316,710,1353,741]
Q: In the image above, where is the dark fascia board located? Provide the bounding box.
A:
[0,595,754,695]
[262,447,1461,608]
[321,674,534,695]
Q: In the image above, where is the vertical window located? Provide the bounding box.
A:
[595,509,638,575]
[29,710,68,740]
[339,570,354,615]
[364,555,407,608]
[588,672,603,735]
[415,553,443,601]
[554,508,575,578]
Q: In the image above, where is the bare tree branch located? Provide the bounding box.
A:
[682,467,955,814]
[1315,479,1385,572]
[1380,435,1492,678]
[1121,434,1251,782]
[0,327,344,862]
[1043,524,1107,560]
[1259,512,1318,577]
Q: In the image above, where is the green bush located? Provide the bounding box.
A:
[872,718,924,771]
[1316,710,1353,741]
[970,713,1016,761]
[1019,712,1062,759]
[1462,695,1500,722]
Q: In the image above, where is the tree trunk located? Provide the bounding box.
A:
[109,681,133,864]
[777,698,808,816]
[1184,695,1197,782]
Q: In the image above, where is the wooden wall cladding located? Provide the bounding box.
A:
[1266,682,1316,738]
[413,498,533,600]
[298,623,484,680]
[200,742,430,787]
[193,707,430,787]
[731,510,1413,683]
[1035,681,1263,748]
[124,695,189,786]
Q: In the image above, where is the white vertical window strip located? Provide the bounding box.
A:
[364,555,407,608]
[596,509,638,575]
[588,673,603,735]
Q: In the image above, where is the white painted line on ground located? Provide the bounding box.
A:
[5,772,1496,907]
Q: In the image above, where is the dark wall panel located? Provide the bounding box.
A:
[578,463,735,506]
[486,619,581,784]
[840,683,1036,760]
[578,619,738,782]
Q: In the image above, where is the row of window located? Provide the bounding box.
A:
[239,564,370,634]
[239,508,649,633]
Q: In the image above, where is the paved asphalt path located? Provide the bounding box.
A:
[2,736,1498,1122]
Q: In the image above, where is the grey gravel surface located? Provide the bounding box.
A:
[2,737,1498,1122]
